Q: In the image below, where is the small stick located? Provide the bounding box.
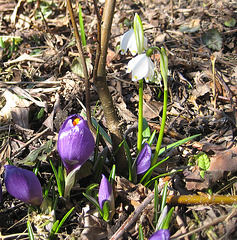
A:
[171,208,237,239]
[10,127,50,160]
[109,190,155,240]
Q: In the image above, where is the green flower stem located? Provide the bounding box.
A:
[137,79,143,154]
[151,89,168,166]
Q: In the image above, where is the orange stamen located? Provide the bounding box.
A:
[72,118,80,126]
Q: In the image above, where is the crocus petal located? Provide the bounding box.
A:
[120,29,135,55]
[149,229,170,240]
[57,114,95,174]
[4,165,43,206]
[136,143,152,175]
[98,174,113,209]
[127,54,155,82]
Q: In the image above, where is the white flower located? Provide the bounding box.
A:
[120,29,147,56]
[127,53,155,82]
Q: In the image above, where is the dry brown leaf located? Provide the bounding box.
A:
[209,146,237,172]
[81,205,108,240]
[0,89,31,127]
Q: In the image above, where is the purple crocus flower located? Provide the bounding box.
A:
[98,174,114,210]
[136,143,152,175]
[149,229,170,240]
[4,165,43,206]
[57,114,95,174]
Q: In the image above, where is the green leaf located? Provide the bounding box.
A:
[49,220,59,239]
[102,201,110,222]
[138,224,145,240]
[37,108,44,120]
[202,29,222,51]
[142,118,151,142]
[22,139,53,166]
[196,152,210,171]
[86,183,99,196]
[140,157,169,185]
[55,207,75,234]
[27,221,35,240]
[83,193,103,216]
[79,4,86,46]
[124,139,135,182]
[179,25,200,33]
[109,164,116,186]
[224,18,236,27]
[162,207,174,229]
[160,182,168,213]
[154,181,159,226]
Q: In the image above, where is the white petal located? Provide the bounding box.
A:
[120,29,134,55]
[127,54,146,72]
[127,54,155,82]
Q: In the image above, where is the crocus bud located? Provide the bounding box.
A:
[57,114,95,174]
[149,229,170,240]
[98,174,115,221]
[98,175,114,209]
[4,165,43,206]
[136,143,152,175]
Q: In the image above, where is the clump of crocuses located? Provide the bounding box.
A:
[98,174,115,221]
[4,165,43,206]
[57,114,95,174]
[149,229,170,240]
[136,143,152,175]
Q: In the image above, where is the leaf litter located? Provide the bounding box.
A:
[0,0,237,239]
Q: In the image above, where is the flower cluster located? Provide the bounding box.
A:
[120,14,155,82]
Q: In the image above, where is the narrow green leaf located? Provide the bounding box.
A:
[138,224,145,240]
[27,221,35,240]
[160,182,168,213]
[55,207,75,234]
[83,193,103,216]
[109,164,116,187]
[49,220,59,238]
[140,157,169,185]
[142,118,151,142]
[161,207,174,229]
[124,139,134,182]
[148,130,156,146]
[86,183,99,196]
[154,180,159,226]
[78,4,86,46]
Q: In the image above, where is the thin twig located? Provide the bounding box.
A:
[10,128,50,160]
[171,208,237,239]
[66,0,92,130]
[109,190,155,240]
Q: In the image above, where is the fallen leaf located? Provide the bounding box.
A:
[5,53,44,65]
[0,89,31,127]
